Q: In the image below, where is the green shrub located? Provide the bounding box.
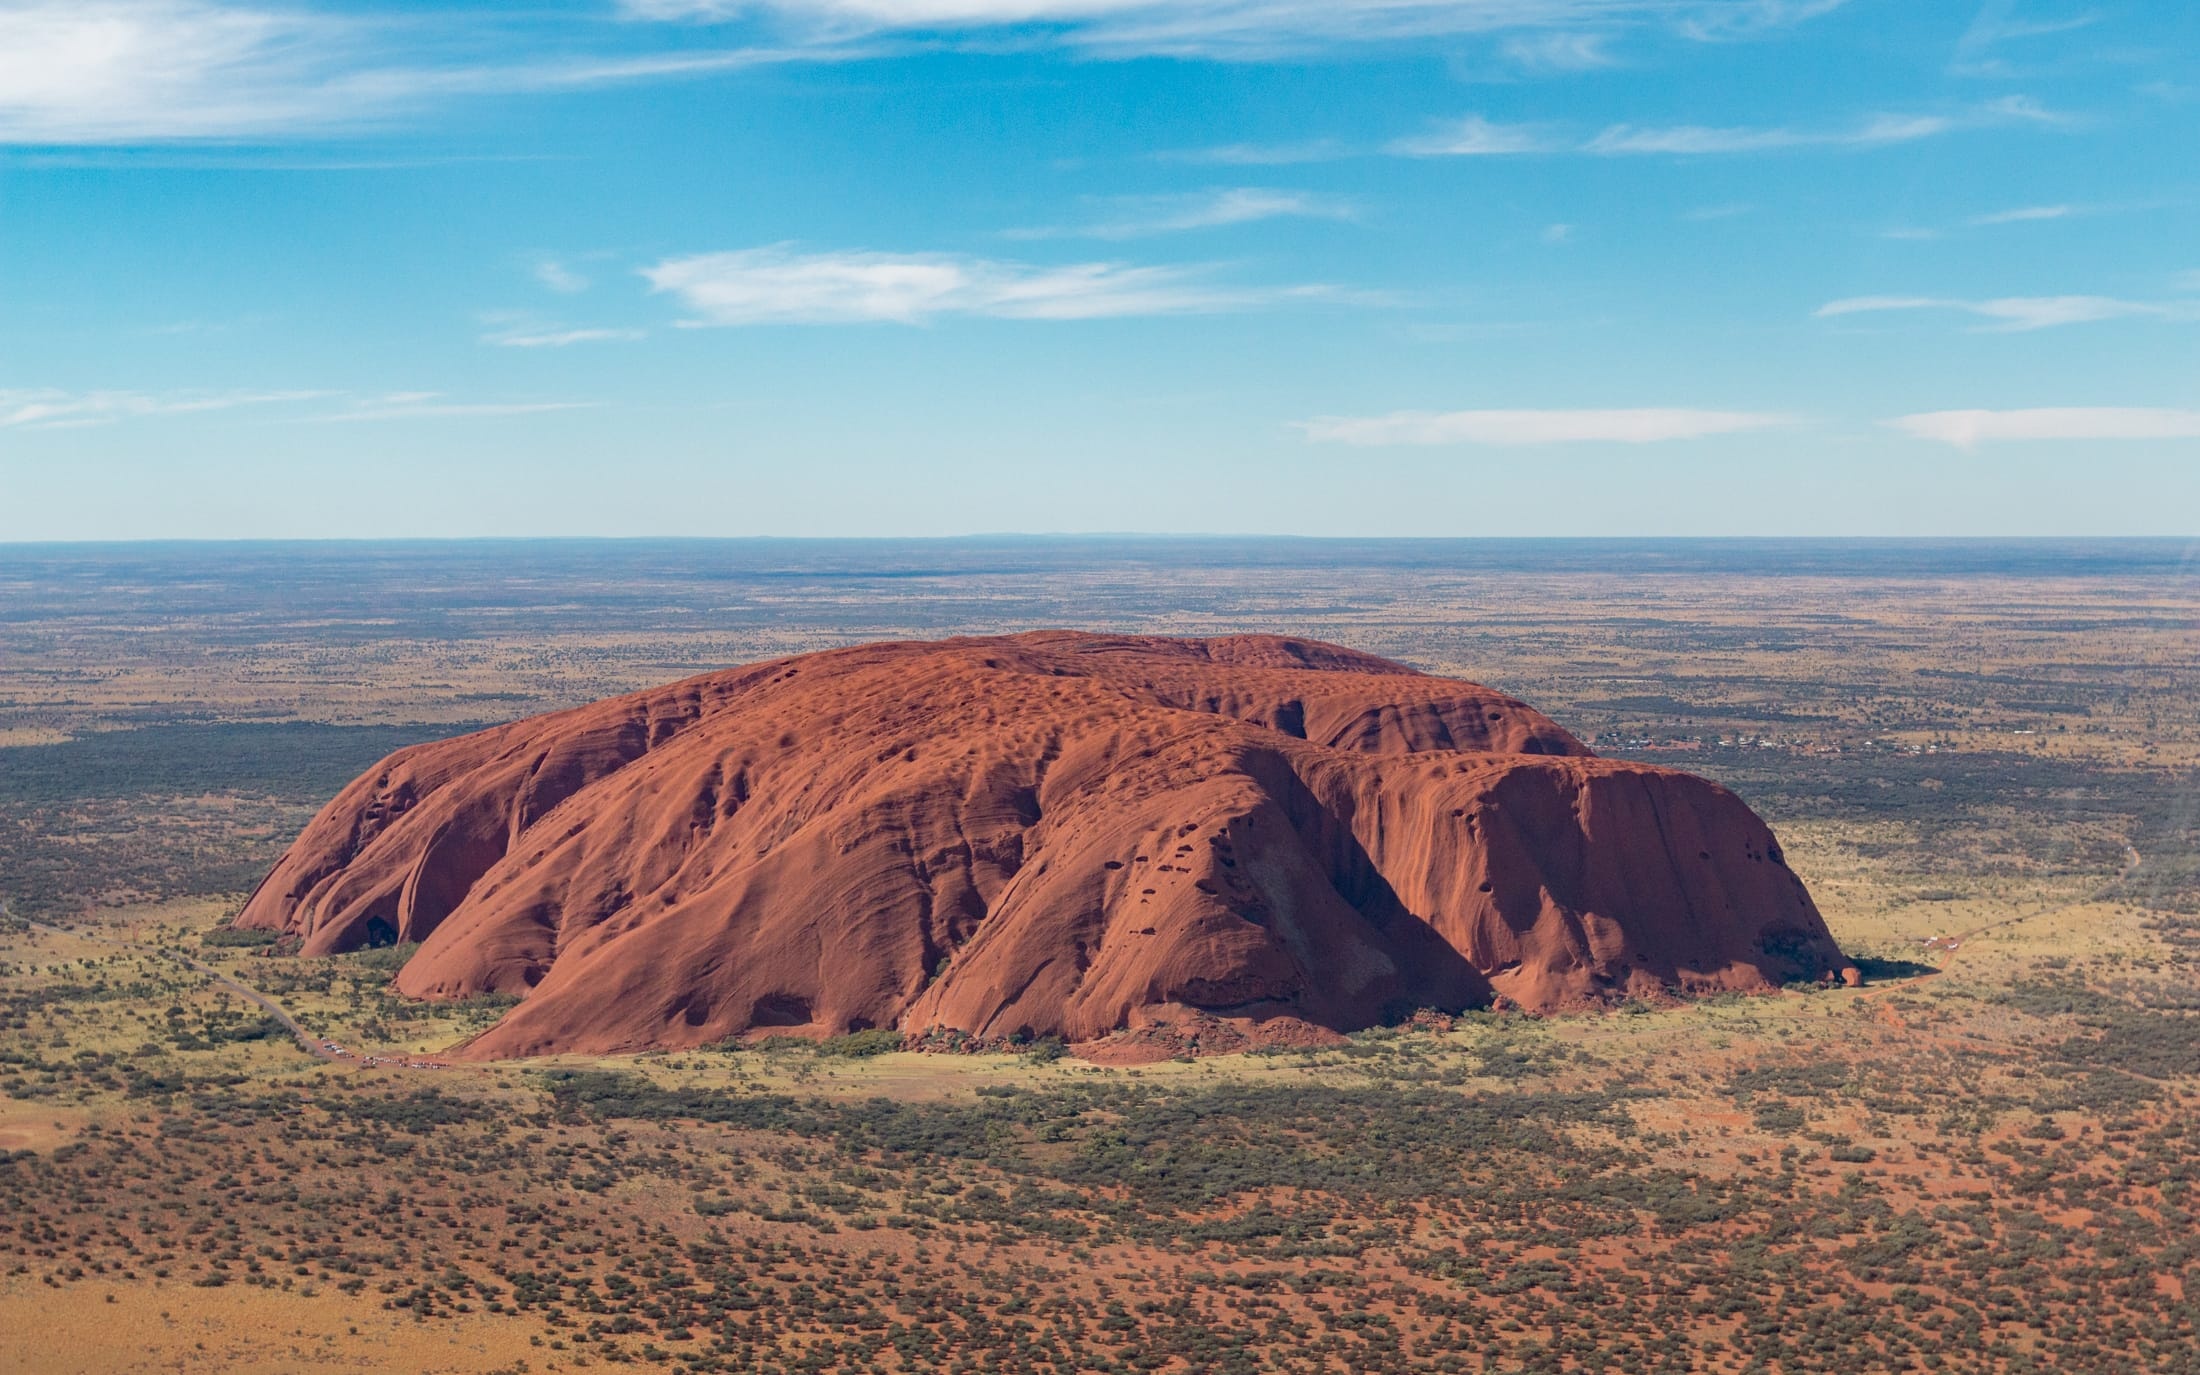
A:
[348,942,421,974]
[819,1028,903,1058]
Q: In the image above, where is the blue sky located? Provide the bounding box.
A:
[1,0,2195,538]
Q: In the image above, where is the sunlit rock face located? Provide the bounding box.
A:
[239,632,1853,1058]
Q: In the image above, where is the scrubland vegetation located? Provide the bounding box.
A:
[5,894,2197,1374]
[2,542,2195,1371]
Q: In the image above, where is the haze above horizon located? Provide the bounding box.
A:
[2,0,2196,539]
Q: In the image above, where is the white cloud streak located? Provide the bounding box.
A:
[0,3,1998,153]
[643,246,1345,323]
[1497,29,1615,69]
[1673,0,1846,40]
[1393,99,2058,161]
[1295,407,1796,446]
[1007,187,1359,239]
[1887,408,2200,449]
[1388,114,1553,157]
[317,394,599,421]
[534,258,592,293]
[479,312,647,347]
[0,387,327,429]
[1950,12,2104,78]
[0,1,821,144]
[623,0,1849,59]
[1970,204,2071,226]
[487,327,648,348]
[1816,295,2192,331]
[1585,111,1952,155]
[0,387,592,427]
[0,0,1862,146]
[1160,138,1353,165]
[0,1,341,142]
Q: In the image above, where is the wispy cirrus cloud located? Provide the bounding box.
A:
[1970,204,2072,226]
[1674,0,1847,40]
[1498,29,1616,70]
[1295,407,1796,446]
[533,258,593,293]
[479,312,646,348]
[484,325,642,345]
[1815,294,2194,331]
[0,386,591,427]
[0,387,327,429]
[1876,203,2100,241]
[1390,97,2064,161]
[1887,408,2200,449]
[0,1,346,142]
[486,327,647,348]
[0,0,1859,146]
[1388,115,1555,157]
[0,1,823,144]
[1949,6,2105,78]
[316,392,599,422]
[1005,187,1359,240]
[623,0,1849,59]
[1585,111,1953,155]
[644,246,1354,324]
[1158,138,1354,166]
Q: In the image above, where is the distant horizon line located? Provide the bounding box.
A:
[5,533,2197,547]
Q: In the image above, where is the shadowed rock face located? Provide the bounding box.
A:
[238,632,1853,1058]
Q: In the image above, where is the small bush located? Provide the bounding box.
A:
[819,1028,903,1058]
[1023,1037,1068,1064]
[348,943,421,974]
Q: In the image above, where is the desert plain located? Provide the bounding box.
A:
[1,537,2195,1374]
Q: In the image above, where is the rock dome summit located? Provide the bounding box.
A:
[238,633,1855,1058]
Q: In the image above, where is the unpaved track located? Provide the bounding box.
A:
[1940,843,2143,955]
[1858,843,2146,996]
[4,899,335,1062]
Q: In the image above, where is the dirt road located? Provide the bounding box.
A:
[5,900,337,1062]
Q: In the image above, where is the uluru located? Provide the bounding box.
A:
[236,632,1855,1058]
